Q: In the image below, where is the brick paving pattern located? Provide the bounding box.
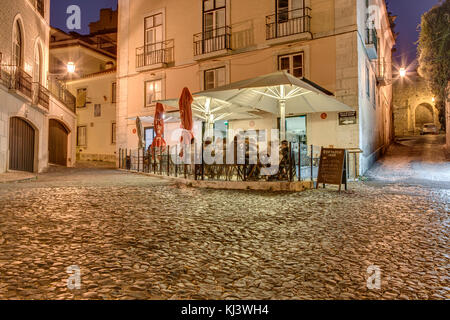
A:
[0,168,448,300]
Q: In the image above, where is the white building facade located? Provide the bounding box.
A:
[116,0,395,175]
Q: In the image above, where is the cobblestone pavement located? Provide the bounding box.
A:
[0,165,448,300]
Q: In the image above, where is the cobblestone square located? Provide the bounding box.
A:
[0,158,448,299]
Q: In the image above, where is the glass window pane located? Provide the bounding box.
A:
[216,68,226,87]
[285,116,306,144]
[205,70,214,89]
[154,13,162,26]
[279,57,290,71]
[216,0,226,7]
[146,82,154,106]
[293,67,303,77]
[293,54,303,68]
[155,25,163,43]
[216,9,226,29]
[204,12,214,31]
[145,16,153,28]
[145,128,155,150]
[204,0,214,11]
[292,0,302,10]
[277,0,289,10]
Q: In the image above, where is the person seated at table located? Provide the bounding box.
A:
[277,140,290,181]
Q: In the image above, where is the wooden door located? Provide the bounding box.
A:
[49,119,68,166]
[9,117,35,173]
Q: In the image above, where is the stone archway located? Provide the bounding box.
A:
[414,103,435,130]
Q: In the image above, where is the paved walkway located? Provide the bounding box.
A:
[366,135,450,188]
[0,136,449,300]
[0,171,36,184]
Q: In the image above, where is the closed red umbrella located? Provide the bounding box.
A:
[179,87,194,157]
[150,102,166,149]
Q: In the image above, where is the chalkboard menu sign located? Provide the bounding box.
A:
[316,148,347,191]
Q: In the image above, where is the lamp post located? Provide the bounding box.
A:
[399,68,406,78]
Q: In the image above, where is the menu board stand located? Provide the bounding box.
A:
[316,148,348,192]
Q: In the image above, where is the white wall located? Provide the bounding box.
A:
[66,72,117,161]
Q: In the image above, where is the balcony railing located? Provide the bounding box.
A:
[32,82,49,109]
[194,26,232,56]
[11,67,33,99]
[48,79,76,114]
[136,40,174,68]
[266,7,311,40]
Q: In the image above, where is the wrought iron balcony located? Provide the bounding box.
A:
[366,27,378,60]
[266,7,311,40]
[48,79,76,114]
[32,82,50,109]
[136,40,174,69]
[193,26,232,57]
[10,67,33,99]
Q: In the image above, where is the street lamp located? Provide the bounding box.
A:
[399,68,406,78]
[432,97,435,102]
[67,62,76,74]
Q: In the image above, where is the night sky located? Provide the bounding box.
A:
[50,0,440,67]
[388,0,442,67]
[50,0,118,34]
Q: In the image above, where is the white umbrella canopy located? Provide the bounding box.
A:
[158,96,261,137]
[197,71,354,139]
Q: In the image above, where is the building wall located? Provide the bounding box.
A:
[0,0,77,173]
[117,0,394,175]
[356,0,395,173]
[0,0,50,80]
[66,71,117,162]
[446,81,450,152]
[393,73,440,136]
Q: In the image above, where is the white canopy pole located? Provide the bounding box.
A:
[204,97,214,139]
[279,85,286,141]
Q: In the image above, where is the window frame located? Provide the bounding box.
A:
[278,52,304,78]
[94,104,101,117]
[144,13,163,48]
[76,88,88,108]
[111,82,117,103]
[202,0,227,37]
[111,122,116,144]
[12,21,23,68]
[204,67,226,90]
[144,79,163,108]
[77,125,87,147]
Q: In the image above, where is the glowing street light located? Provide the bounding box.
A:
[399,68,406,78]
[432,97,435,102]
[67,62,76,74]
